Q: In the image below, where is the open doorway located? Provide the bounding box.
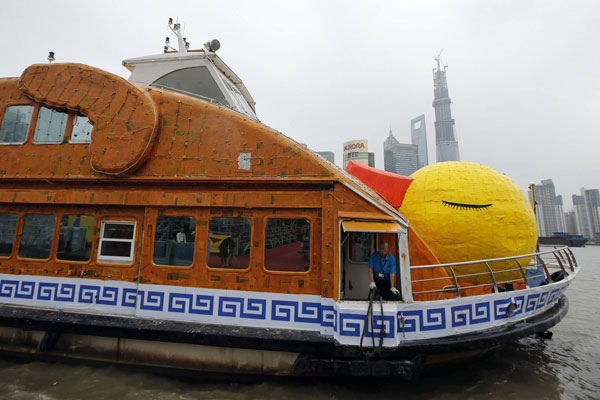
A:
[340,221,401,300]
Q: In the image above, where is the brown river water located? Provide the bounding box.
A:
[0,246,598,399]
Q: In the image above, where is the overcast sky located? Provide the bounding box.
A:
[2,0,599,209]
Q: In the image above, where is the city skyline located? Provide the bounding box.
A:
[1,1,598,208]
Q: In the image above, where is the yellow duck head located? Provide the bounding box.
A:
[399,161,537,282]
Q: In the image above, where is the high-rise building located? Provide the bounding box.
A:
[384,129,418,176]
[564,211,579,236]
[572,194,588,237]
[317,151,335,164]
[368,152,375,168]
[410,115,428,169]
[432,53,460,162]
[343,139,369,169]
[530,179,566,236]
[581,188,600,239]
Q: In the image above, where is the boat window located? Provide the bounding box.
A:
[98,221,136,264]
[33,106,68,144]
[348,232,373,263]
[18,214,56,259]
[264,219,310,272]
[153,67,229,106]
[220,77,254,117]
[153,216,196,267]
[0,214,18,257]
[57,215,96,262]
[207,217,251,269]
[0,105,34,144]
[69,115,93,143]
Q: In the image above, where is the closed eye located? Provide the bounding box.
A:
[442,200,492,211]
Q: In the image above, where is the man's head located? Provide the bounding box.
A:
[378,242,388,257]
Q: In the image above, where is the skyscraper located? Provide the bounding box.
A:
[581,188,600,239]
[317,151,335,164]
[572,194,588,237]
[564,211,578,236]
[432,53,460,162]
[343,139,369,169]
[384,129,418,176]
[410,115,428,169]
[530,179,566,236]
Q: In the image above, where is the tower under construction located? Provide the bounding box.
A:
[432,52,460,162]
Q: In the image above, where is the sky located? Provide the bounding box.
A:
[2,0,599,209]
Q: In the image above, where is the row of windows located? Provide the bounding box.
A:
[0,213,311,273]
[0,105,93,145]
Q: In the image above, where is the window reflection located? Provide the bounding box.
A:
[57,215,95,262]
[153,216,196,267]
[0,214,18,257]
[18,214,56,259]
[70,115,93,143]
[207,217,251,269]
[33,107,67,144]
[264,219,310,272]
[0,105,34,144]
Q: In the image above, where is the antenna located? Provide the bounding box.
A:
[435,49,443,72]
[165,17,188,53]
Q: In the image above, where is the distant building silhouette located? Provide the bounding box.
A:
[572,194,588,236]
[576,188,600,239]
[530,179,566,236]
[368,152,375,168]
[564,211,578,236]
[384,128,418,176]
[410,115,428,169]
[317,151,335,164]
[433,53,460,162]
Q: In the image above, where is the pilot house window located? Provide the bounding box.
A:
[264,219,310,272]
[0,105,34,144]
[153,67,229,106]
[0,214,18,257]
[207,217,251,269]
[153,216,196,267]
[33,107,68,144]
[98,221,136,264]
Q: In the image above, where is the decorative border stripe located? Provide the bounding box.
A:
[0,272,574,347]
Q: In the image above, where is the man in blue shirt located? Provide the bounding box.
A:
[368,242,400,300]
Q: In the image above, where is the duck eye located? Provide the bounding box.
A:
[442,200,492,211]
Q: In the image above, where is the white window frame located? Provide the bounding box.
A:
[97,220,137,264]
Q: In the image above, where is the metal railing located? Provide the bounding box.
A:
[410,246,578,299]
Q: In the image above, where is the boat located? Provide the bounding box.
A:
[0,20,580,378]
[538,232,587,247]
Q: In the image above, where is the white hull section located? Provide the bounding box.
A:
[0,271,575,347]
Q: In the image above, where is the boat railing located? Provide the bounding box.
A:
[410,246,577,299]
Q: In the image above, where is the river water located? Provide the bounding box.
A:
[0,247,598,399]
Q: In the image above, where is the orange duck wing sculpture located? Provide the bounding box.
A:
[18,63,158,176]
